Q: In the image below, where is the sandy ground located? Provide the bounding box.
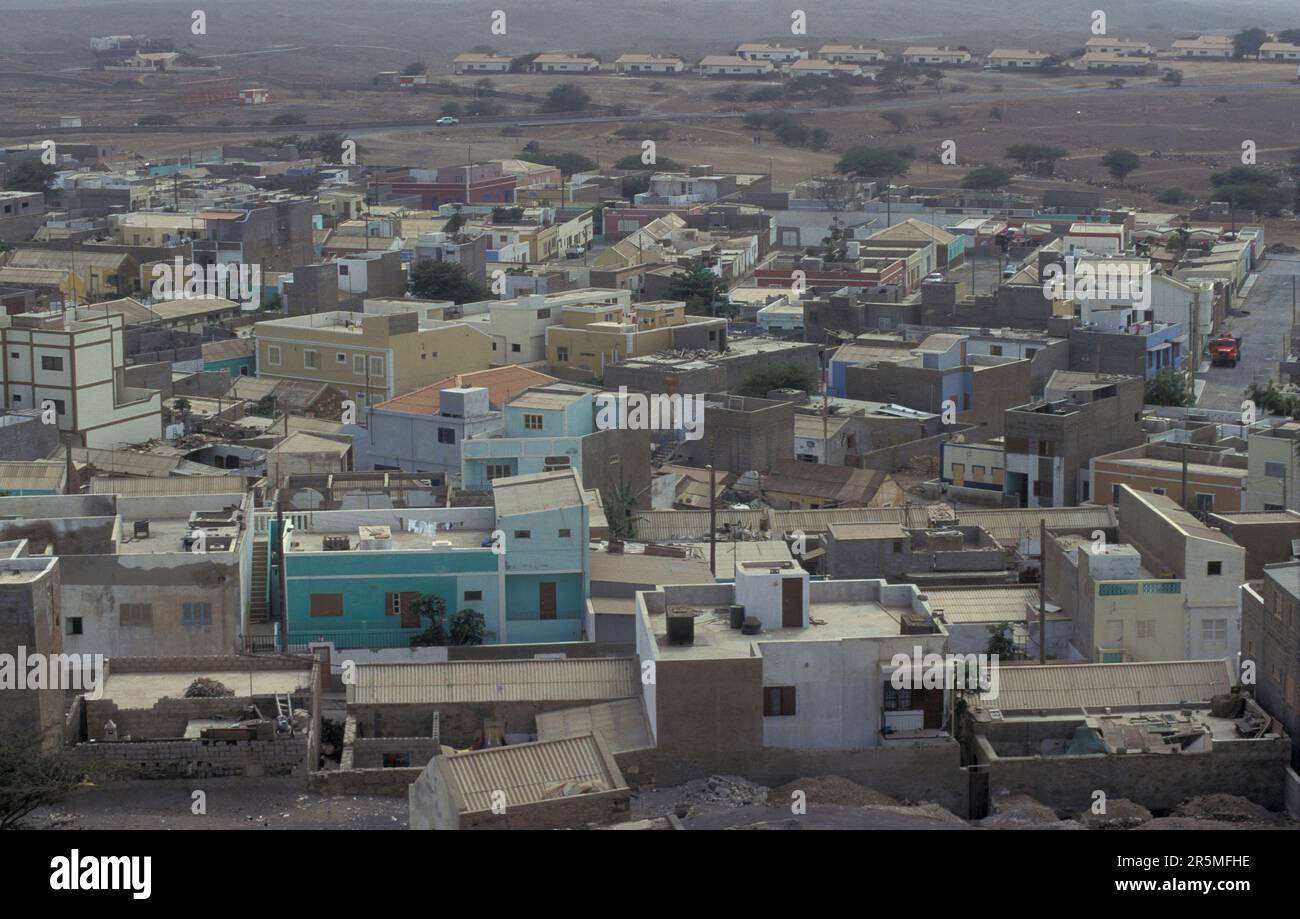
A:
[28,776,408,830]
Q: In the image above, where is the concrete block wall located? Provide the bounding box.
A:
[84,695,286,741]
[106,654,313,674]
[69,737,305,778]
[974,734,1290,814]
[351,737,439,769]
[310,766,424,796]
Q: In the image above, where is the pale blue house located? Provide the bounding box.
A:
[461,385,594,488]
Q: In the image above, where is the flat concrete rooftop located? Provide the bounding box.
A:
[103,669,314,709]
[649,599,914,660]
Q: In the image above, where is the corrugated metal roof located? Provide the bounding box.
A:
[773,508,905,532]
[949,506,1116,542]
[976,660,1232,714]
[441,733,625,814]
[89,475,253,496]
[348,657,638,705]
[493,469,584,516]
[633,509,767,540]
[0,461,65,491]
[922,586,1042,623]
[536,699,653,753]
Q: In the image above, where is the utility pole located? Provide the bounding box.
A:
[1181,442,1189,512]
[1038,517,1046,664]
[708,462,717,576]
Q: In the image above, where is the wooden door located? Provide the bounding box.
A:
[952,462,966,486]
[539,582,557,620]
[781,577,802,627]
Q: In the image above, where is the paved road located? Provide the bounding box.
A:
[1198,256,1300,413]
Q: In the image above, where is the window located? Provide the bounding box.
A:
[558,528,571,538]
[972,465,986,480]
[1265,461,1287,478]
[892,541,903,554]
[882,684,912,711]
[1206,561,1222,576]
[10,395,18,404]
[1024,347,1037,359]
[464,590,483,601]
[40,355,63,371]
[267,345,281,366]
[336,352,348,364]
[309,593,343,617]
[1202,619,1227,642]
[556,346,569,362]
[763,686,797,716]
[511,343,521,353]
[66,617,83,636]
[523,414,544,431]
[353,354,365,375]
[537,308,551,319]
[182,602,212,626]
[47,399,65,415]
[119,603,152,627]
[1195,493,1214,514]
[338,264,350,276]
[369,356,385,377]
[486,463,513,481]
[303,349,319,370]
[989,345,1003,356]
[513,530,531,539]
[437,427,456,445]
[1152,487,1166,496]
[1137,619,1156,639]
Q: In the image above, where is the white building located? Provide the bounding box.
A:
[530,54,599,73]
[635,572,954,751]
[1257,42,1300,61]
[1117,485,1245,665]
[735,43,808,62]
[452,53,514,73]
[697,55,775,76]
[0,309,162,448]
[901,47,972,66]
[614,54,686,73]
[1084,37,1154,56]
[817,44,886,63]
[1171,36,1234,58]
[785,59,863,77]
[984,49,1051,69]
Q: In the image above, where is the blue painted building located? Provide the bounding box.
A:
[461,385,593,489]
[275,468,590,648]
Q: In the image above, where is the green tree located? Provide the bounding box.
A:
[1210,166,1286,216]
[738,362,819,397]
[440,102,462,117]
[1162,69,1184,86]
[880,110,908,133]
[986,622,1017,659]
[541,83,590,113]
[1100,148,1141,185]
[876,60,919,94]
[1004,143,1068,176]
[1232,28,1268,59]
[402,61,427,76]
[835,146,910,182]
[4,161,57,194]
[666,259,726,314]
[1157,187,1189,205]
[1145,369,1193,407]
[961,166,1012,190]
[449,608,487,645]
[0,726,106,829]
[409,594,448,647]
[408,260,492,303]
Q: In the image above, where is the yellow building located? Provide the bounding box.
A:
[253,310,493,419]
[544,299,725,380]
[112,212,207,248]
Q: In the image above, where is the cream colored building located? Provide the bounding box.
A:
[0,308,162,448]
[254,310,493,419]
[544,299,725,379]
[112,212,207,248]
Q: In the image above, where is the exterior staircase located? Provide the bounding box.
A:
[249,538,271,625]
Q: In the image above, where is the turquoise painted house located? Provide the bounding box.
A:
[202,338,256,377]
[275,468,589,648]
[461,385,593,489]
